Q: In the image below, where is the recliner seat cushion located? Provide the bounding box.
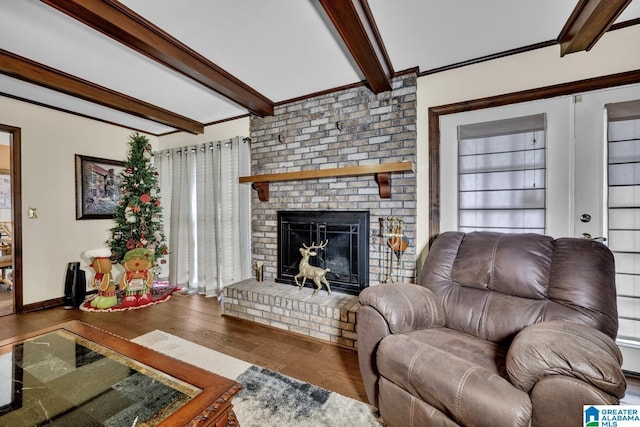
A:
[377,329,531,427]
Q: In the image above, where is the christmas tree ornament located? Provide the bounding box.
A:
[125,206,137,223]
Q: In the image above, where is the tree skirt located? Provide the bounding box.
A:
[80,284,176,312]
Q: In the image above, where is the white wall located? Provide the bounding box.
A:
[415,24,640,263]
[159,117,250,149]
[0,96,157,305]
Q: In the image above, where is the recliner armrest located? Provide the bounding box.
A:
[506,320,626,398]
[359,283,444,334]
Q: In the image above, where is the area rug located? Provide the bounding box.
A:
[80,284,176,312]
[132,330,384,427]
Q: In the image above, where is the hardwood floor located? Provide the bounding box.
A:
[0,292,368,403]
[0,287,12,316]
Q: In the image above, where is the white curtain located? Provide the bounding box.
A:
[154,137,251,298]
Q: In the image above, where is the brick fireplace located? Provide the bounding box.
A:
[223,73,417,347]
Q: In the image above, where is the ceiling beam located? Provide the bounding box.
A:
[41,0,274,117]
[319,0,392,93]
[558,0,632,56]
[0,48,204,134]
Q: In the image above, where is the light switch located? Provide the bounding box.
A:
[28,207,38,219]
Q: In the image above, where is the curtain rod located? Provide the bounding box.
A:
[153,136,250,156]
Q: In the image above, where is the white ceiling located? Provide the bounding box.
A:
[1,0,639,135]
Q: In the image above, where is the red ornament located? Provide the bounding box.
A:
[126,239,137,249]
[154,200,161,206]
[140,194,151,203]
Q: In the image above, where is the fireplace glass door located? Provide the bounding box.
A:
[277,211,369,295]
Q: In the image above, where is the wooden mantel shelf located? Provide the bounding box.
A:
[239,161,414,202]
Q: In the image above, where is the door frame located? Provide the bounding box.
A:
[0,124,22,313]
[428,69,640,246]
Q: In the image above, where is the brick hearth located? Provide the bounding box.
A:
[223,279,359,349]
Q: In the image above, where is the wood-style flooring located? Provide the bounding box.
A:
[0,287,12,317]
[0,293,368,403]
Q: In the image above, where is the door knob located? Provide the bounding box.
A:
[580,233,606,242]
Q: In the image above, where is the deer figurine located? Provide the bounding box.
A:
[294,240,331,296]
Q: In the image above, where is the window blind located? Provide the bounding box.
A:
[458,114,546,233]
[608,100,640,341]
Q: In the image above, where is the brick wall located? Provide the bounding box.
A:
[249,73,417,286]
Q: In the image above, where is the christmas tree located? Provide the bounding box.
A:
[107,133,167,268]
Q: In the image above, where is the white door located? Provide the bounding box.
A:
[573,85,640,240]
[575,83,640,372]
[440,83,640,372]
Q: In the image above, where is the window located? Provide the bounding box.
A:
[457,114,546,233]
[607,100,640,342]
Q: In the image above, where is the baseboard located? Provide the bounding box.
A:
[21,290,97,313]
[22,297,65,312]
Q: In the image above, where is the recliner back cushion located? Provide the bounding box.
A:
[422,231,618,342]
[451,232,553,298]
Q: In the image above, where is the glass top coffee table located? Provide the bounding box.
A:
[0,320,241,426]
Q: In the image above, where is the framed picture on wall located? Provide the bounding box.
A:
[75,155,125,220]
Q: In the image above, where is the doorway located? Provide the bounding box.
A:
[0,124,22,315]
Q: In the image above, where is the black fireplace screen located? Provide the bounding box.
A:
[277,210,369,295]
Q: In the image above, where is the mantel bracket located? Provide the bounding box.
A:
[374,172,391,198]
[252,182,270,202]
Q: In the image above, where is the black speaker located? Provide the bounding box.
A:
[63,262,86,309]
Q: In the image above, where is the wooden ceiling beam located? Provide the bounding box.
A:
[319,0,392,93]
[41,0,274,117]
[0,48,204,134]
[558,0,632,56]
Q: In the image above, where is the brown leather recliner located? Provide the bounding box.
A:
[358,231,626,427]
